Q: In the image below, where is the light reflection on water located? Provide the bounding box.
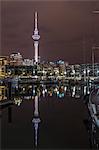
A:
[0,82,92,102]
[0,82,98,149]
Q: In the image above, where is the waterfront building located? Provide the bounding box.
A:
[70,65,76,78]
[81,63,99,78]
[57,61,66,76]
[32,12,40,64]
[65,65,72,77]
[0,56,9,77]
[6,65,34,77]
[23,59,34,66]
[10,52,23,66]
[94,63,99,77]
[53,67,59,76]
[0,52,99,80]
[74,64,82,79]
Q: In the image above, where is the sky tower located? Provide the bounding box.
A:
[32,12,40,64]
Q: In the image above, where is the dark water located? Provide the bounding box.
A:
[0,83,95,149]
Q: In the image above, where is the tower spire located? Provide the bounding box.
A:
[35,11,38,30]
[32,11,40,64]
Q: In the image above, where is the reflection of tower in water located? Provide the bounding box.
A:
[32,95,41,147]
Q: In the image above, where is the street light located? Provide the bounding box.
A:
[91,10,99,77]
[92,46,99,77]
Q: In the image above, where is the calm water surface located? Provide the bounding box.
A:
[1,83,92,149]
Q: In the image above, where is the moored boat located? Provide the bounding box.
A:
[88,85,99,127]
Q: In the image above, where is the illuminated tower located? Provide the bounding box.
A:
[32,95,41,147]
[32,12,40,64]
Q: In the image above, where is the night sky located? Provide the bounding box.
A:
[1,0,99,64]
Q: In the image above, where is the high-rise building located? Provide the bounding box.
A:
[32,12,40,64]
[10,52,23,66]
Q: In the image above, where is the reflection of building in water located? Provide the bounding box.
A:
[14,97,22,106]
[70,85,81,98]
[0,86,7,101]
[72,86,76,97]
[56,86,65,98]
[2,83,93,107]
[17,83,93,100]
[84,85,87,96]
[32,95,41,147]
[83,84,92,96]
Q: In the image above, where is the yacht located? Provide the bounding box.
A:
[88,85,99,127]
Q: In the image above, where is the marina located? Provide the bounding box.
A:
[1,1,99,149]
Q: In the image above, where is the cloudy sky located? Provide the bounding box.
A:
[1,0,99,64]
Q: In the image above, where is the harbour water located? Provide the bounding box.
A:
[0,82,98,149]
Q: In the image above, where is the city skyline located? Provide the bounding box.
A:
[1,1,99,64]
